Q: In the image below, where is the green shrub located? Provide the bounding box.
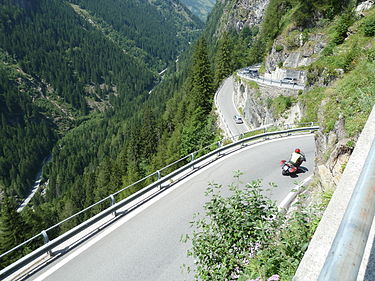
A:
[332,12,354,45]
[322,42,335,56]
[271,96,296,118]
[363,14,375,37]
[240,206,320,281]
[368,47,375,62]
[275,45,284,52]
[246,80,260,89]
[183,175,282,280]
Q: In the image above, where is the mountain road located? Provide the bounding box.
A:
[28,134,315,281]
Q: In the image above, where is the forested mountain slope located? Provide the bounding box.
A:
[69,0,203,71]
[0,0,211,268]
[0,0,201,199]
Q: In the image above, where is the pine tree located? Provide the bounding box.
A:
[0,196,29,268]
[190,38,214,116]
[215,33,232,88]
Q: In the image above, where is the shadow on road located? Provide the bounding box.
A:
[288,166,309,178]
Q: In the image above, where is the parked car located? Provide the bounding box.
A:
[233,115,243,124]
[282,77,298,85]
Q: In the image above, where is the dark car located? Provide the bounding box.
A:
[282,77,298,85]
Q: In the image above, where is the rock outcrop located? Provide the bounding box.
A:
[356,0,375,16]
[264,31,327,84]
[315,118,353,192]
[233,75,302,128]
[215,0,269,36]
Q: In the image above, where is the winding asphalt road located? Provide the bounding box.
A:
[216,76,249,138]
[28,134,316,281]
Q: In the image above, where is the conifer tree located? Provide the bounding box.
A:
[179,39,216,155]
[0,196,28,267]
[190,38,214,116]
[215,33,232,88]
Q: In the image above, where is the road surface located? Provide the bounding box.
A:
[27,134,315,281]
[216,77,249,138]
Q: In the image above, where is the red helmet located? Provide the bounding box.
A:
[295,148,301,153]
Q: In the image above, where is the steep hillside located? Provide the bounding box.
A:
[69,0,203,71]
[0,0,216,268]
[237,0,374,191]
[0,0,202,199]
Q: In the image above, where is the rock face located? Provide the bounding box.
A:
[314,113,354,193]
[233,75,302,128]
[216,0,269,35]
[264,32,327,84]
[356,0,375,16]
[232,0,270,28]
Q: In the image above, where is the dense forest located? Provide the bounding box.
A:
[0,0,202,197]
[69,0,203,71]
[0,0,212,268]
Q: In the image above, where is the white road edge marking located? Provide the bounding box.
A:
[32,134,313,281]
[278,175,313,210]
[230,77,250,131]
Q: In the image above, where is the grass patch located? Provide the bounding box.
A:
[299,87,325,123]
[323,60,375,136]
[270,95,296,118]
[300,7,375,136]
[245,80,260,89]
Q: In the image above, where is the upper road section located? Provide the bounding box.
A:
[237,68,305,91]
[215,76,249,138]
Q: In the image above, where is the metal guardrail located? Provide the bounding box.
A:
[237,72,305,90]
[0,125,319,280]
[318,138,375,280]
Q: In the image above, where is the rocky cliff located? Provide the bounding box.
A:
[232,75,302,128]
[214,0,269,36]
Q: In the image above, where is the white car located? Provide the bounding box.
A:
[233,115,243,124]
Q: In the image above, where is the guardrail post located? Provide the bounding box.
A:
[109,195,116,216]
[240,135,245,146]
[41,230,52,256]
[310,122,315,133]
[156,170,161,180]
[191,153,195,169]
[217,141,222,156]
[156,170,162,190]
